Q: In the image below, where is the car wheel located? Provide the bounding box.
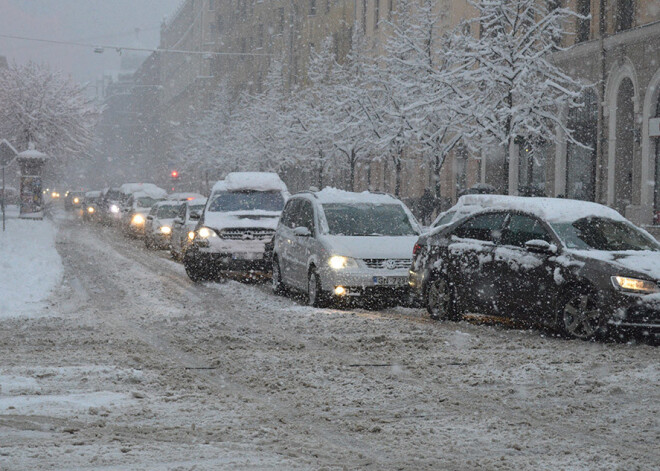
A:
[307,270,327,308]
[426,275,458,321]
[560,290,606,340]
[272,257,285,295]
[183,251,209,283]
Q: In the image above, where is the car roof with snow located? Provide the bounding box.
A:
[307,187,406,205]
[451,195,626,224]
[212,172,287,193]
[85,190,102,198]
[186,197,207,205]
[167,192,205,201]
[119,183,167,199]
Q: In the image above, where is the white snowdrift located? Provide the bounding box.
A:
[0,218,62,317]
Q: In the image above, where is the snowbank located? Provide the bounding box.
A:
[0,218,62,317]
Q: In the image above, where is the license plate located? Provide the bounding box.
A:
[373,276,408,286]
[232,252,261,260]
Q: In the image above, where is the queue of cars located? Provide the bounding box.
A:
[69,173,660,341]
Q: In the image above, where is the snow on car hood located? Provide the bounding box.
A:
[571,249,660,280]
[203,210,281,230]
[322,235,418,260]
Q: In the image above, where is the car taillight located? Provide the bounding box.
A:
[413,243,422,256]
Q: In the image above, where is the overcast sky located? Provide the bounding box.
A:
[0,0,182,84]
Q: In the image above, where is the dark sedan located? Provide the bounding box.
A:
[409,196,660,340]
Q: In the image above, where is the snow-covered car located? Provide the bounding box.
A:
[428,194,503,230]
[82,190,103,221]
[409,195,660,340]
[99,187,122,225]
[169,197,207,260]
[183,172,288,281]
[64,190,84,211]
[167,192,205,202]
[144,200,183,250]
[122,190,166,238]
[271,188,422,308]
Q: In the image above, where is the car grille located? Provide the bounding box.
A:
[362,258,412,269]
[219,228,275,241]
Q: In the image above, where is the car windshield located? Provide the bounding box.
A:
[551,217,660,251]
[157,205,180,218]
[208,191,284,212]
[322,203,417,236]
[136,197,160,208]
[190,204,205,213]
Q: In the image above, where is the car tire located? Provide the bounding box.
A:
[272,256,285,295]
[558,289,606,340]
[145,236,153,249]
[307,269,327,308]
[426,275,459,321]
[183,251,210,283]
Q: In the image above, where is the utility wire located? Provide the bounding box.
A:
[0,33,272,57]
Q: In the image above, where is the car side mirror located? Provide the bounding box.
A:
[524,239,558,254]
[173,217,183,225]
[189,211,201,220]
[293,226,312,237]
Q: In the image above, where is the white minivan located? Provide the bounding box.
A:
[271,188,421,307]
[183,172,288,281]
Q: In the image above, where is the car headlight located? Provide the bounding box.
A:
[611,276,660,294]
[160,226,171,235]
[198,227,217,239]
[87,206,95,213]
[73,197,79,204]
[188,231,195,240]
[132,214,145,225]
[110,204,120,213]
[328,255,358,270]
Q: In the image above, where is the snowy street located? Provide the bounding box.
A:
[0,217,657,470]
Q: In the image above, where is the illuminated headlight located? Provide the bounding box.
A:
[334,286,347,296]
[198,227,217,239]
[611,276,660,294]
[187,231,195,240]
[159,226,172,235]
[73,197,80,204]
[328,255,358,270]
[87,206,95,213]
[131,214,145,225]
[110,204,120,213]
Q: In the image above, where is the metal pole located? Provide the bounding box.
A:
[2,165,5,232]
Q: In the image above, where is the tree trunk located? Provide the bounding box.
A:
[394,155,402,197]
[349,151,356,192]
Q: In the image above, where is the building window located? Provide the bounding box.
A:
[208,0,214,11]
[310,0,317,16]
[576,0,590,43]
[455,145,468,195]
[326,0,331,14]
[362,0,367,33]
[518,138,548,196]
[654,96,660,224]
[566,90,597,201]
[615,0,634,32]
[278,7,285,33]
[374,0,380,30]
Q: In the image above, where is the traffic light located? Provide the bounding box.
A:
[171,170,179,179]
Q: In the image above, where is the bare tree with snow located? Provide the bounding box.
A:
[0,61,98,160]
[449,0,588,193]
